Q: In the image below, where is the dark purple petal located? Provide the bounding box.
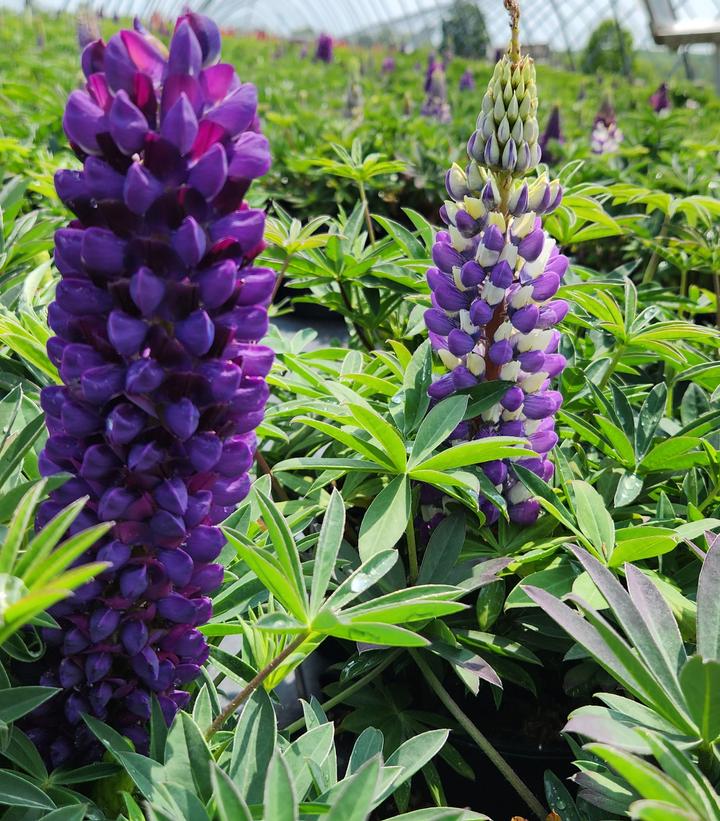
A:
[109,90,149,155]
[161,94,198,155]
[188,143,227,199]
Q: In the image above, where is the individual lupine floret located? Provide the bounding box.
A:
[590,98,623,154]
[423,1,567,526]
[25,12,273,767]
[422,63,452,124]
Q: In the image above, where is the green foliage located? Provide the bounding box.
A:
[441,1,490,59]
[581,19,635,75]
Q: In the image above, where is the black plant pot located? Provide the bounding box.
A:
[438,674,579,818]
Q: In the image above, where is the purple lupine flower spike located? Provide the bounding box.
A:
[590,98,623,155]
[459,69,475,91]
[650,82,670,114]
[422,63,452,124]
[423,18,567,529]
[25,13,273,767]
[539,105,563,164]
[314,33,333,63]
[382,56,396,74]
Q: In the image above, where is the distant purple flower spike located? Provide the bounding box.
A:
[650,82,670,114]
[314,33,333,63]
[459,68,475,91]
[24,13,273,767]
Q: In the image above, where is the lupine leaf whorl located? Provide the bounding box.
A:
[24,12,273,767]
[423,0,568,528]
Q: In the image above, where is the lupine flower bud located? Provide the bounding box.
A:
[470,50,540,174]
[24,15,273,767]
[422,15,568,530]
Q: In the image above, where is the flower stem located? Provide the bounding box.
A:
[338,280,374,351]
[406,515,419,584]
[282,651,399,736]
[411,650,546,821]
[269,256,292,304]
[357,180,376,245]
[504,0,521,63]
[641,215,669,285]
[206,632,309,740]
[598,345,625,391]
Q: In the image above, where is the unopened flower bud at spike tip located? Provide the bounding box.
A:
[22,12,274,768]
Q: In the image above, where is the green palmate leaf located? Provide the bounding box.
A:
[284,723,334,797]
[211,765,252,821]
[347,403,407,471]
[624,565,687,677]
[545,770,581,821]
[14,494,86,578]
[263,752,298,821]
[608,528,679,567]
[413,437,531,473]
[293,417,394,469]
[229,688,277,803]
[635,383,667,459]
[678,656,720,743]
[163,713,213,803]
[348,729,384,775]
[409,395,468,468]
[0,687,58,724]
[0,769,55,810]
[417,515,465,585]
[313,612,428,646]
[38,807,88,821]
[323,550,398,611]
[0,413,45,490]
[594,415,635,467]
[358,475,411,561]
[254,490,306,608]
[22,520,113,587]
[378,730,451,803]
[512,464,578,532]
[697,542,720,662]
[640,437,707,473]
[571,481,615,561]
[587,745,694,807]
[273,457,377,473]
[325,757,380,821]
[310,489,345,614]
[401,340,432,434]
[506,561,575,609]
[225,535,307,622]
[614,472,644,507]
[0,481,46,574]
